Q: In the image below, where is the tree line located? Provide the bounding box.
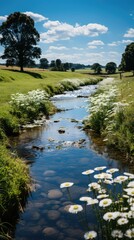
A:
[0,12,134,75]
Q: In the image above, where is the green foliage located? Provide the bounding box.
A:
[0,12,41,71]
[105,62,117,74]
[0,110,19,136]
[91,63,102,74]
[120,42,134,74]
[0,145,30,237]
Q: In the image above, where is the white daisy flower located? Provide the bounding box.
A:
[94,173,112,180]
[87,198,99,205]
[84,230,97,239]
[60,182,74,188]
[125,188,134,197]
[98,188,106,194]
[103,212,120,221]
[97,194,109,199]
[88,182,101,190]
[99,198,112,208]
[79,196,92,202]
[124,228,134,238]
[117,217,129,225]
[94,166,107,171]
[114,175,128,183]
[127,181,134,188]
[124,172,134,179]
[104,179,113,185]
[69,204,83,214]
[106,168,119,174]
[82,169,94,175]
[111,230,123,238]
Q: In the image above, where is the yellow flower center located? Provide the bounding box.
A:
[73,205,78,210]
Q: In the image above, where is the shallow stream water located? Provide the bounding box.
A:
[13,85,128,240]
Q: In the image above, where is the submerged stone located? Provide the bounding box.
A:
[48,189,63,199]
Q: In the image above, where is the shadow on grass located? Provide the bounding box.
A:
[1,69,44,79]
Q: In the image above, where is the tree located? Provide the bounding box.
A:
[105,62,117,74]
[120,42,134,75]
[0,12,41,72]
[91,63,102,74]
[40,58,49,69]
[63,62,70,71]
[56,59,62,70]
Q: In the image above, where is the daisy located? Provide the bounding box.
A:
[124,172,134,179]
[94,166,107,171]
[106,168,119,174]
[103,212,120,221]
[69,204,83,214]
[99,198,112,208]
[125,228,134,239]
[125,188,134,197]
[114,175,128,183]
[79,196,92,202]
[60,182,74,188]
[97,194,109,199]
[82,169,94,175]
[127,181,134,188]
[84,230,97,239]
[117,217,129,225]
[88,182,101,190]
[87,198,99,205]
[111,230,123,238]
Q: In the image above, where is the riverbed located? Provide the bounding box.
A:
[13,85,128,240]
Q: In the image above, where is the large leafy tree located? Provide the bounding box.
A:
[0,12,41,71]
[91,63,102,74]
[120,42,134,75]
[105,62,117,74]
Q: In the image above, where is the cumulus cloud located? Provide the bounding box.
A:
[0,15,7,23]
[88,40,104,46]
[24,11,48,22]
[48,46,68,51]
[108,39,133,46]
[41,20,108,43]
[124,28,134,37]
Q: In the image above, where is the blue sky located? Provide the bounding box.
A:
[0,0,134,65]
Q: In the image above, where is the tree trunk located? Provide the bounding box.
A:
[20,65,23,72]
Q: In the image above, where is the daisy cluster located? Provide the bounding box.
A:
[60,167,134,239]
[10,89,48,120]
[87,86,130,137]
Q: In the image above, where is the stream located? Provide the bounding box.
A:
[13,84,128,240]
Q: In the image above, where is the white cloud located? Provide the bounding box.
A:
[24,11,48,22]
[41,20,108,43]
[108,39,133,46]
[88,46,97,49]
[0,15,7,23]
[72,47,84,50]
[124,28,134,37]
[48,46,68,51]
[88,40,104,46]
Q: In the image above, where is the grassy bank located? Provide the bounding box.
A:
[0,145,30,239]
[84,72,134,163]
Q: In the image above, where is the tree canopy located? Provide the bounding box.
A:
[40,58,49,69]
[120,42,134,75]
[105,62,117,74]
[0,12,41,71]
[91,63,102,74]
